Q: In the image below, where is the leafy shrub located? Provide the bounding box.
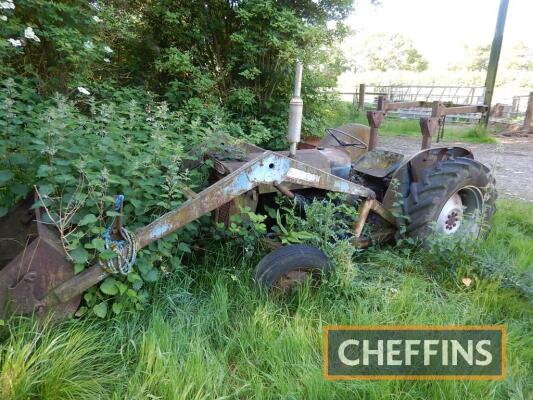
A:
[213,207,268,258]
[0,77,237,317]
[98,0,352,147]
[0,0,110,92]
[271,194,360,288]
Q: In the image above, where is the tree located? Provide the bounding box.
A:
[506,42,533,71]
[104,0,353,144]
[358,32,428,72]
[1,0,356,145]
[463,44,491,72]
[448,41,533,72]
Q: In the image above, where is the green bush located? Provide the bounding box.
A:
[120,0,352,146]
[0,0,109,92]
[1,0,353,147]
[0,77,233,316]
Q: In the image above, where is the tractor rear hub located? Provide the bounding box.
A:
[438,193,463,234]
[437,186,484,236]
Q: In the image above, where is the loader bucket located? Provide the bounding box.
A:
[0,195,80,319]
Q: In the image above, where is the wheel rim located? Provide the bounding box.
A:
[272,268,317,294]
[436,186,483,236]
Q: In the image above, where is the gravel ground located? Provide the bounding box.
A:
[377,135,533,202]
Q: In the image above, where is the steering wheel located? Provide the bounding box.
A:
[325,128,368,150]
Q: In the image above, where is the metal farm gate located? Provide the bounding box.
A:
[340,85,487,124]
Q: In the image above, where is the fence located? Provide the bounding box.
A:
[373,85,485,105]
[365,96,489,149]
[511,95,531,117]
[339,84,487,124]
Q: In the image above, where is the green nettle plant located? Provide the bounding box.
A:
[0,79,226,317]
[270,194,360,287]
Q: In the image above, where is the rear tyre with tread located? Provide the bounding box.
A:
[403,157,497,240]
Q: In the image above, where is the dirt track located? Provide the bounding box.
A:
[378,135,533,202]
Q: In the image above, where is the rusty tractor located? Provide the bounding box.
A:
[0,62,496,318]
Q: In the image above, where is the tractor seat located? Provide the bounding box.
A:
[352,150,404,178]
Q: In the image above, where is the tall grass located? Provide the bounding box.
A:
[0,319,121,399]
[0,200,532,399]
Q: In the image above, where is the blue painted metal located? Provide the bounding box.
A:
[44,148,378,308]
[135,151,375,248]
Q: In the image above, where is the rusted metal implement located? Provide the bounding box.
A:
[366,96,489,149]
[0,62,497,318]
[0,197,81,317]
[42,150,378,311]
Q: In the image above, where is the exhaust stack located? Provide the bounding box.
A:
[288,61,303,157]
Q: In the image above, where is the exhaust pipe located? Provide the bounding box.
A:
[288,61,303,157]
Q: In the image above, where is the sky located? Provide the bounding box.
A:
[345,0,533,71]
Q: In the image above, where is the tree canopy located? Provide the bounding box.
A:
[449,41,533,73]
[0,0,354,145]
[348,32,428,72]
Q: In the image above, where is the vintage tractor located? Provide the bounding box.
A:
[0,63,496,318]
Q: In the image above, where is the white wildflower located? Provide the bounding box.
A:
[1,15,7,21]
[103,57,110,63]
[84,40,93,49]
[103,45,113,53]
[92,15,102,23]
[77,86,91,96]
[24,27,40,42]
[8,38,22,47]
[0,1,15,10]
[89,1,100,11]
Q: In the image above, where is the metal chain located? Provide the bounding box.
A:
[102,226,137,275]
[101,195,138,275]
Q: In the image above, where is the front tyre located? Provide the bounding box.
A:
[253,244,331,295]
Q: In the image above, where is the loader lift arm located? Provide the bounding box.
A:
[43,151,376,310]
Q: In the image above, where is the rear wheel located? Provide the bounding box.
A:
[403,157,497,240]
[253,244,330,295]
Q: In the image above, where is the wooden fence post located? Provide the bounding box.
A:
[524,92,533,133]
[367,111,384,151]
[431,101,444,142]
[377,95,386,111]
[419,118,439,149]
[431,101,443,119]
[358,83,366,111]
[418,101,443,149]
[366,95,386,151]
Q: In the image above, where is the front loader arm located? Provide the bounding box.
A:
[44,151,374,309]
[137,151,375,247]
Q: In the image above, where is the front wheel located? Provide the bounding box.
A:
[253,244,331,295]
[403,157,497,240]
